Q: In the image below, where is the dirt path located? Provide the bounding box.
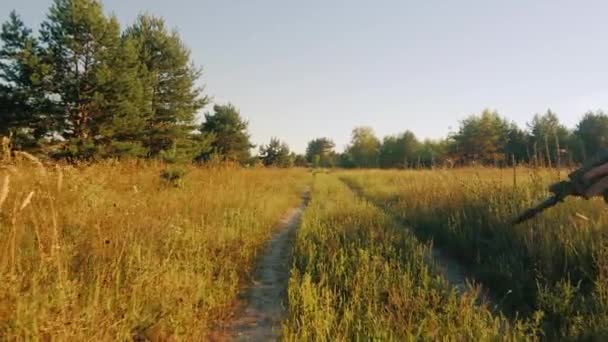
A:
[219,193,309,341]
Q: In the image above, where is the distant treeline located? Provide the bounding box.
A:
[1,1,607,168]
[307,109,608,169]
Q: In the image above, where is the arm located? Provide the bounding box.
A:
[583,163,608,197]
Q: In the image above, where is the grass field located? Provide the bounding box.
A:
[3,162,608,340]
[282,173,539,340]
[340,168,608,340]
[0,160,310,340]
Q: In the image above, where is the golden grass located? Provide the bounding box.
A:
[0,161,310,340]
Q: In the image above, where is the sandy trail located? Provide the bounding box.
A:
[219,192,309,341]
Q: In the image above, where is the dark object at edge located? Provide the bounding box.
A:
[513,152,608,225]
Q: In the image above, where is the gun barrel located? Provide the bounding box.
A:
[512,195,561,225]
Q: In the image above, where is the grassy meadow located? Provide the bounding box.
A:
[3,161,608,340]
[0,159,310,340]
[340,168,608,340]
[282,173,539,340]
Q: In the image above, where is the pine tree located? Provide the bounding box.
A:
[37,0,152,159]
[124,14,208,160]
[200,104,253,163]
[259,138,292,167]
[96,36,151,158]
[0,11,53,149]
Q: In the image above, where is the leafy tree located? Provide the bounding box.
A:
[337,152,355,168]
[292,153,308,167]
[124,14,208,158]
[451,109,510,164]
[346,126,380,168]
[379,130,420,168]
[574,111,608,160]
[259,137,292,167]
[305,137,336,167]
[528,110,571,166]
[418,139,449,168]
[0,11,53,149]
[200,103,253,163]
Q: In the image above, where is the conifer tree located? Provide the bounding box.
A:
[40,0,149,158]
[124,14,208,159]
[0,11,53,149]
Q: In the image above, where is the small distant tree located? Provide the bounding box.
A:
[346,126,381,168]
[451,109,510,165]
[259,137,292,167]
[418,139,449,168]
[199,103,253,163]
[292,153,308,167]
[528,110,571,166]
[305,137,336,167]
[379,130,420,168]
[504,123,530,164]
[574,111,608,160]
[337,152,356,168]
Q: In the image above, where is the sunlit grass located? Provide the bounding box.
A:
[0,160,310,340]
[283,173,539,340]
[340,167,608,340]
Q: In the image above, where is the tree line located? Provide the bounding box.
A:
[303,109,608,169]
[2,1,608,168]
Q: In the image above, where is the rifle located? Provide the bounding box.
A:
[513,152,608,225]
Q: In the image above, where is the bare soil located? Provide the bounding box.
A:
[212,193,309,341]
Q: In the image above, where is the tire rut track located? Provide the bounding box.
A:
[339,177,505,313]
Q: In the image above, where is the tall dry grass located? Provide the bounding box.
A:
[0,160,310,340]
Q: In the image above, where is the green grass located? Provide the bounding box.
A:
[340,168,608,340]
[283,173,539,341]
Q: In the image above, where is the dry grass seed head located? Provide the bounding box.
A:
[19,191,34,211]
[55,165,63,192]
[0,174,9,210]
[14,151,47,176]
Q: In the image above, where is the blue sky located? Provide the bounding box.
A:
[2,1,607,153]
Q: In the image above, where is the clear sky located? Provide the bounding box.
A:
[2,1,607,153]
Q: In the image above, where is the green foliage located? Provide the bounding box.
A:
[451,109,510,164]
[40,0,124,143]
[0,11,53,148]
[200,103,253,163]
[527,110,571,166]
[160,166,187,187]
[345,126,381,168]
[574,111,608,160]
[292,153,308,167]
[0,2,207,162]
[259,137,292,167]
[305,137,336,167]
[124,14,208,158]
[379,130,420,168]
